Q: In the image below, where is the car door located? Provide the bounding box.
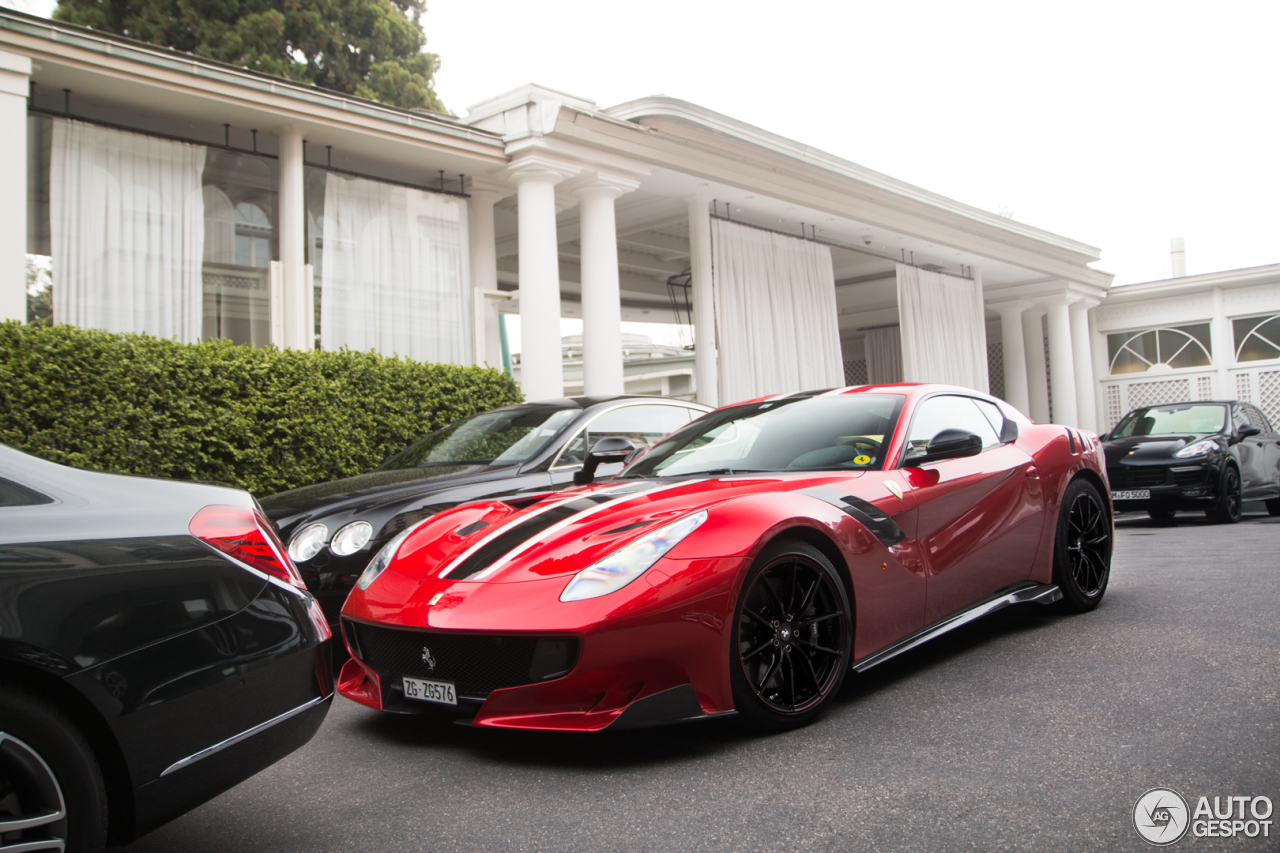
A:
[549,403,701,487]
[899,394,1044,624]
[1230,404,1266,497]
[1244,404,1280,497]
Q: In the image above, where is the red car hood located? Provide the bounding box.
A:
[377,470,900,587]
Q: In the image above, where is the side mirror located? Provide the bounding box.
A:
[1237,424,1261,441]
[574,436,637,486]
[904,429,983,466]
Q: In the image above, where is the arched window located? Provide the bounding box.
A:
[1106,323,1213,375]
[1233,314,1280,363]
[234,202,272,268]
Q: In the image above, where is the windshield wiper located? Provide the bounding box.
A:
[661,467,771,477]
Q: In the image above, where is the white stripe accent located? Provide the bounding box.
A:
[468,479,706,581]
[437,482,653,580]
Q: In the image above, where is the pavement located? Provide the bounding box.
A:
[121,507,1279,853]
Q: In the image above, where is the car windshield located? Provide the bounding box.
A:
[381,407,579,469]
[623,394,906,478]
[1110,404,1227,438]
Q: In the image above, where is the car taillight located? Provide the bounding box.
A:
[189,505,308,592]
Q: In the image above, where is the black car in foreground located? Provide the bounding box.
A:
[260,395,710,633]
[1102,400,1280,522]
[0,445,333,852]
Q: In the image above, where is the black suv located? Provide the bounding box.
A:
[1102,400,1280,522]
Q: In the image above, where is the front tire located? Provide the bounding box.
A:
[1053,478,1112,613]
[0,688,107,853]
[730,538,852,732]
[1206,465,1243,524]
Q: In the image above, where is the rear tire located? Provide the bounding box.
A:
[730,538,851,732]
[1206,466,1243,524]
[1053,478,1112,613]
[0,688,107,853]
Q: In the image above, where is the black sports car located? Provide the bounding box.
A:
[259,395,710,632]
[1102,400,1280,522]
[0,444,333,852]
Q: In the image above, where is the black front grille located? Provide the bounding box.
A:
[1108,467,1169,489]
[348,621,577,699]
[1173,467,1208,486]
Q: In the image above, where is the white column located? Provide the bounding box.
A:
[992,302,1031,416]
[572,173,638,397]
[1045,299,1079,427]
[686,195,718,407]
[468,179,509,367]
[277,125,308,349]
[1211,285,1231,399]
[0,51,31,323]
[1069,300,1098,432]
[508,157,577,400]
[1023,308,1051,423]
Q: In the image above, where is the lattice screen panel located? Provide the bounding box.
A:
[1197,376,1213,400]
[987,341,1005,400]
[1127,378,1191,410]
[1106,386,1123,428]
[843,359,868,386]
[1258,370,1280,427]
[1236,373,1252,403]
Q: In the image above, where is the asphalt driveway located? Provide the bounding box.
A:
[121,507,1280,852]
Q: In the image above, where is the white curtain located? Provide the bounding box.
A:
[864,326,904,384]
[711,219,843,404]
[320,173,471,363]
[896,263,989,392]
[51,118,206,342]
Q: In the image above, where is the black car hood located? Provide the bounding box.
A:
[1103,434,1217,464]
[259,463,512,520]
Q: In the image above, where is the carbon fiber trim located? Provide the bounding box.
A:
[798,486,907,548]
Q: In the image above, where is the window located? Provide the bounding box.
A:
[905,395,1002,455]
[555,405,698,468]
[1232,314,1280,363]
[0,477,53,508]
[1112,404,1227,438]
[972,399,1007,437]
[1106,324,1213,374]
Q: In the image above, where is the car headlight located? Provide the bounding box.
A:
[1175,439,1218,458]
[356,521,427,591]
[560,510,709,602]
[331,521,374,556]
[288,523,328,563]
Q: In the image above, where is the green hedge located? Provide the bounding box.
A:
[0,322,523,496]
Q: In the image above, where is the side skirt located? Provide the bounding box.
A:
[852,582,1062,674]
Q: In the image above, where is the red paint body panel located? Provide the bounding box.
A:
[339,384,1111,730]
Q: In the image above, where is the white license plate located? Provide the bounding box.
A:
[1112,489,1151,500]
[402,676,457,706]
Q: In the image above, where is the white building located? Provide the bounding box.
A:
[9,10,1273,434]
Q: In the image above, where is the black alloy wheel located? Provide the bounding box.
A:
[730,538,851,731]
[1206,466,1243,524]
[0,690,107,853]
[1053,478,1112,613]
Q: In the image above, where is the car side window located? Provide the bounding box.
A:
[555,405,697,468]
[972,399,1007,438]
[0,476,54,508]
[906,395,1002,456]
[1232,405,1251,434]
[1245,404,1273,433]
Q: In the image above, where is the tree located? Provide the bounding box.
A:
[52,0,447,112]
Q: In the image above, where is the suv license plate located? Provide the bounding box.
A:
[1111,489,1150,500]
[402,676,457,706]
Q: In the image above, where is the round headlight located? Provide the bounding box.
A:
[287,523,328,563]
[331,521,374,556]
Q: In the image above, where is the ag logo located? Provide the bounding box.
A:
[1134,788,1190,845]
[421,646,437,672]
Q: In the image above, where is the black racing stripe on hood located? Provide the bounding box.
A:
[447,493,624,580]
[799,486,907,548]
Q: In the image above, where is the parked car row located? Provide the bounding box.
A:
[4,388,1275,849]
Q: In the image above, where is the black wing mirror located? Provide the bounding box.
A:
[904,429,983,466]
[574,436,637,486]
[1236,424,1261,442]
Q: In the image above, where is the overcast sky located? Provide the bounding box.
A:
[10,0,1278,289]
